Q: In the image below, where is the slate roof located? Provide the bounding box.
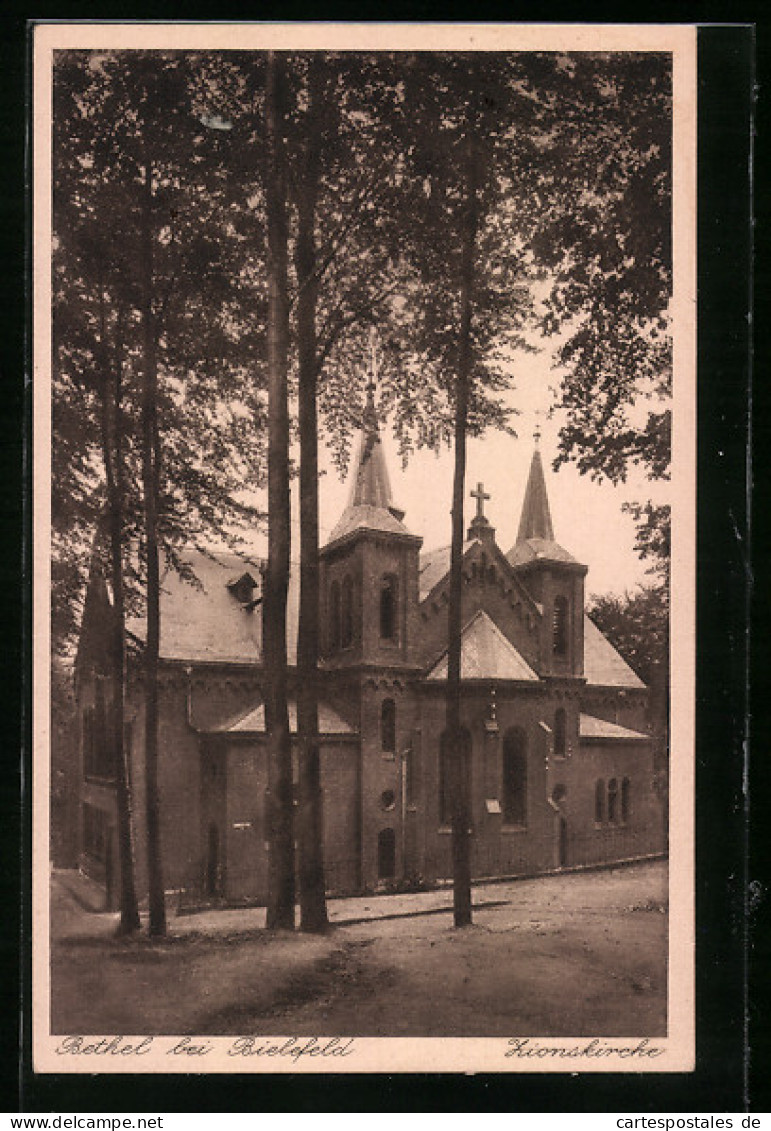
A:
[506,537,579,567]
[506,446,581,567]
[212,699,355,736]
[582,616,646,689]
[426,610,539,682]
[579,713,649,742]
[328,502,413,544]
[418,543,473,601]
[516,446,555,542]
[125,549,300,666]
[326,395,413,545]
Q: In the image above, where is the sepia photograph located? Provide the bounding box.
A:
[33,23,696,1074]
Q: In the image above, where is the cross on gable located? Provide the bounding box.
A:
[471,481,491,520]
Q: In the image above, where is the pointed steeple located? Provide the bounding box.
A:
[326,340,411,545]
[516,444,555,544]
[507,436,579,568]
[348,373,394,512]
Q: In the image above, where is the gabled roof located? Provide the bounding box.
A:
[418,542,471,601]
[125,549,300,666]
[426,610,539,682]
[208,698,355,736]
[583,615,646,689]
[418,538,540,615]
[579,713,649,742]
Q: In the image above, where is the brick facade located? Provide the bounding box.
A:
[73,429,665,910]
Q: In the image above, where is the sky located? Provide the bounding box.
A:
[307,341,670,602]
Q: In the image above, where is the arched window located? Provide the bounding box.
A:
[439,728,471,827]
[380,574,397,640]
[329,580,341,651]
[341,575,354,648]
[502,728,528,826]
[381,698,396,754]
[378,828,396,879]
[554,708,567,759]
[553,595,569,657]
[621,777,631,823]
[607,777,619,824]
[595,779,605,824]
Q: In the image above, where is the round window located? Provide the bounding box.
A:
[380,789,396,811]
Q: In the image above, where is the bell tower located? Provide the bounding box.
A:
[320,364,422,671]
[506,436,587,679]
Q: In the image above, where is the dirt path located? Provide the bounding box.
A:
[51,861,667,1037]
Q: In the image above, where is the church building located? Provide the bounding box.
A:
[74,386,664,910]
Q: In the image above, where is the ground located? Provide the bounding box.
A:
[50,860,667,1038]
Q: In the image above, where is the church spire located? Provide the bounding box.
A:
[326,336,410,545]
[516,443,555,544]
[348,335,393,511]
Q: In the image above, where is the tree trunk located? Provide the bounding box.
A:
[264,50,295,930]
[140,159,166,938]
[447,133,479,929]
[98,296,141,936]
[294,57,329,932]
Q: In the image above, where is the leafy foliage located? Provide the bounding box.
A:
[623,501,671,583]
[52,50,268,653]
[525,53,672,485]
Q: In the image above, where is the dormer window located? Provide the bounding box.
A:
[226,571,260,609]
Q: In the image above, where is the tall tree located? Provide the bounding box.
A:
[290,54,328,932]
[138,150,166,937]
[446,126,479,928]
[99,294,142,934]
[53,49,268,934]
[52,107,144,932]
[400,53,540,926]
[263,50,295,930]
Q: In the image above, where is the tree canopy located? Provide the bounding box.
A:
[53,47,673,653]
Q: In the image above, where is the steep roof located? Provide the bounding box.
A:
[125,549,300,666]
[583,615,646,689]
[517,446,555,542]
[328,501,413,543]
[506,445,580,568]
[418,542,471,601]
[507,537,578,567]
[426,610,539,682]
[579,713,649,742]
[209,698,355,736]
[326,381,413,546]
